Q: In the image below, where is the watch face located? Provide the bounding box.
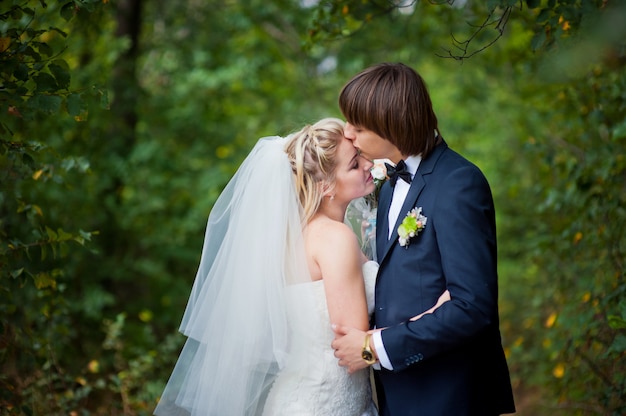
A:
[362,351,373,361]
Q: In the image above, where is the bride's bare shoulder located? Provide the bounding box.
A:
[306,216,356,242]
[305,216,360,266]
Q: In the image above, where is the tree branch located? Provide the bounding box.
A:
[436,4,516,60]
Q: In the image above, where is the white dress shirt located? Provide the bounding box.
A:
[374,154,421,370]
[387,155,422,239]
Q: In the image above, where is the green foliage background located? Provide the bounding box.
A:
[1,0,624,415]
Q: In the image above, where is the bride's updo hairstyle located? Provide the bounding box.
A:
[284,118,344,224]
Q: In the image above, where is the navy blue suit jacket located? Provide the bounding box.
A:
[374,140,515,415]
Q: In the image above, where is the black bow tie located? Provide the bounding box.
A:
[385,160,412,187]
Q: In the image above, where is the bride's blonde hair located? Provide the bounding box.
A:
[284,118,345,224]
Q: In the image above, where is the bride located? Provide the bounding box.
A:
[154,118,380,415]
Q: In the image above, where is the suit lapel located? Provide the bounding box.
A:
[377,140,449,264]
[379,176,425,262]
[376,183,392,263]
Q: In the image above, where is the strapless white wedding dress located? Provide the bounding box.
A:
[262,261,379,416]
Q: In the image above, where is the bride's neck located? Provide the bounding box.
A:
[316,199,347,223]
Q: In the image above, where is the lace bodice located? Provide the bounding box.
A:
[262,261,379,416]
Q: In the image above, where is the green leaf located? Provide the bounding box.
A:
[60,241,69,257]
[608,333,626,354]
[486,0,501,10]
[35,72,58,92]
[60,2,75,21]
[23,45,42,61]
[22,152,35,168]
[66,93,82,116]
[46,226,58,241]
[531,31,547,51]
[79,229,96,242]
[56,228,73,242]
[608,314,626,330]
[613,120,626,140]
[14,63,29,81]
[36,41,53,57]
[49,62,71,89]
[99,88,109,109]
[526,0,540,8]
[10,7,23,20]
[536,8,552,24]
[50,27,68,38]
[10,268,24,278]
[33,272,57,289]
[37,95,63,113]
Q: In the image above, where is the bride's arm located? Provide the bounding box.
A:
[314,221,370,331]
[409,290,451,321]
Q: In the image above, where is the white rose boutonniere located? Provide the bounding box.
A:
[397,207,427,248]
[361,158,391,210]
[370,159,389,187]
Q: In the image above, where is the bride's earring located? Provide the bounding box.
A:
[330,194,335,201]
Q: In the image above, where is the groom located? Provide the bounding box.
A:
[332,63,516,415]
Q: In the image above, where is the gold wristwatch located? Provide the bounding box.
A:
[361,334,377,365]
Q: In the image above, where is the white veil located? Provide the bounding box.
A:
[154,136,310,416]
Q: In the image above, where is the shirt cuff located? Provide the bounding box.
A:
[372,331,393,370]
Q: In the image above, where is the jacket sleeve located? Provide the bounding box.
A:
[381,160,500,371]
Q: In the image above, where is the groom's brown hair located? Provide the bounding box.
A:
[339,62,440,159]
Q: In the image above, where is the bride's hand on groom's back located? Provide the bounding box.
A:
[410,289,451,321]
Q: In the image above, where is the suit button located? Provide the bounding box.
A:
[405,354,423,366]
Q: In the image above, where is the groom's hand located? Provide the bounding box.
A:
[331,324,371,374]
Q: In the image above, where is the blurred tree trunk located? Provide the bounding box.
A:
[101,0,143,260]
[113,0,142,140]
